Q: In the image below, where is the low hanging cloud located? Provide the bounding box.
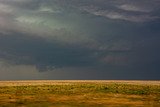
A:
[0,0,160,79]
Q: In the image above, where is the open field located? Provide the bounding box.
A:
[0,80,160,107]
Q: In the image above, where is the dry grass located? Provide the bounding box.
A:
[0,80,159,107]
[0,80,160,86]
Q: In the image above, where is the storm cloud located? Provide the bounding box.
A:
[0,0,160,80]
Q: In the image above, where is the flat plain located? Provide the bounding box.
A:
[0,80,159,107]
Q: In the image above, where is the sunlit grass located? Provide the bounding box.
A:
[0,81,159,107]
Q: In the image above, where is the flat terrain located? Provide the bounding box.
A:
[0,80,160,86]
[0,80,160,107]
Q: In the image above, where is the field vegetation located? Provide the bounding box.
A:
[0,80,159,107]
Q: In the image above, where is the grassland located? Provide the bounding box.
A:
[0,80,159,107]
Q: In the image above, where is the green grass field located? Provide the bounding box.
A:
[0,80,159,107]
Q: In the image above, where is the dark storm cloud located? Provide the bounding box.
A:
[0,0,160,79]
[0,31,98,71]
[78,0,160,22]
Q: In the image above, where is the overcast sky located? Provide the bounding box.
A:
[0,0,160,80]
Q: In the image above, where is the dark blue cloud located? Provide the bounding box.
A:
[0,31,99,72]
[0,0,160,80]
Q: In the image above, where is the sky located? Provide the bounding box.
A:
[0,0,160,80]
